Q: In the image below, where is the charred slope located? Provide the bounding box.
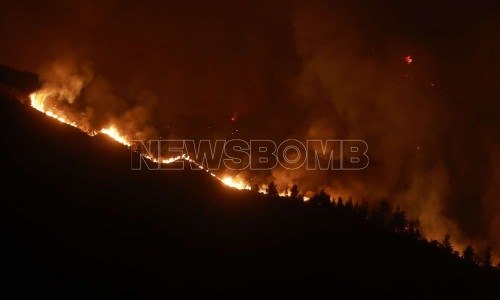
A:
[0,69,499,298]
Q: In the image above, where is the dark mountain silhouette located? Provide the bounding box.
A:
[1,66,499,298]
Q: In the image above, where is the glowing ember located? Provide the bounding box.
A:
[405,55,413,65]
[231,112,238,121]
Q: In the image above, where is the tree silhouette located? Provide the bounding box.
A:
[389,206,408,233]
[442,234,453,253]
[356,201,369,220]
[414,228,422,240]
[220,179,496,275]
[483,246,492,268]
[310,189,330,206]
[429,240,439,248]
[372,201,391,226]
[266,181,279,198]
[290,184,299,199]
[336,197,344,209]
[345,197,353,211]
[297,194,304,202]
[463,245,474,264]
[408,220,422,238]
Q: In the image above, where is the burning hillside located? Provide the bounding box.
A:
[1,89,499,297]
[0,0,499,296]
[28,88,259,192]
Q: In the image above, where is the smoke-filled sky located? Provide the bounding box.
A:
[1,0,499,256]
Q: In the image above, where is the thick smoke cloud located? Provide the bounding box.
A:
[1,0,498,257]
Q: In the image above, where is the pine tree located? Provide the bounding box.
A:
[345,197,353,211]
[372,201,391,226]
[442,234,453,253]
[336,197,344,209]
[389,206,408,233]
[463,245,474,263]
[483,246,492,268]
[266,181,279,198]
[290,184,299,199]
[356,201,369,220]
[310,190,330,206]
[408,220,417,236]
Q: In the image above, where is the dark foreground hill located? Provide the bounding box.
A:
[1,68,499,298]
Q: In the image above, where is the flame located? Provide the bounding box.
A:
[30,92,78,128]
[27,91,307,200]
[405,55,413,65]
[279,190,290,197]
[100,127,131,147]
[221,177,251,190]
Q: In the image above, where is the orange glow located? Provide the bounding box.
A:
[221,177,251,190]
[405,55,413,65]
[101,127,131,147]
[27,91,308,200]
[30,92,78,128]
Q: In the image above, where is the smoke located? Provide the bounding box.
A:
[38,59,94,104]
[0,0,498,257]
[28,58,159,140]
[286,1,500,256]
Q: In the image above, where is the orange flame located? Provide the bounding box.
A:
[27,91,307,200]
[100,127,131,147]
[30,92,78,128]
[221,177,251,190]
[231,112,238,121]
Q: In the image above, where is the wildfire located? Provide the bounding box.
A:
[221,177,251,190]
[27,91,308,200]
[101,127,131,147]
[30,93,78,128]
[279,190,290,197]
